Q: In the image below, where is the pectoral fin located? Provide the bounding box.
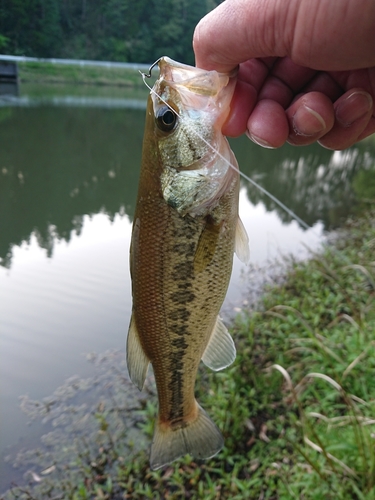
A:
[126,313,150,390]
[235,216,250,264]
[194,218,222,274]
[201,316,236,371]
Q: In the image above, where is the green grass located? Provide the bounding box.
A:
[2,210,375,499]
[17,61,145,87]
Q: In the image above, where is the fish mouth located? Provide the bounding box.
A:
[157,56,237,99]
[160,56,238,79]
[151,56,237,134]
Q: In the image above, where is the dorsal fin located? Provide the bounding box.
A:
[201,316,236,371]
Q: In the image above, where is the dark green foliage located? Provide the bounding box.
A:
[0,0,62,56]
[0,0,221,63]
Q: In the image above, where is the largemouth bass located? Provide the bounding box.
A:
[127,57,249,470]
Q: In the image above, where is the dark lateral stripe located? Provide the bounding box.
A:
[168,307,191,322]
[168,351,185,421]
[171,290,196,304]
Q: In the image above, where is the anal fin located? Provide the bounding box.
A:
[126,313,150,391]
[201,316,236,371]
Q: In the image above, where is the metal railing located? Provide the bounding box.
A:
[0,54,150,71]
[0,95,147,109]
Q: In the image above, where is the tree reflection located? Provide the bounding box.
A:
[231,136,375,230]
[0,106,143,267]
[0,105,374,268]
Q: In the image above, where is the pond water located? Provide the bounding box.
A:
[1,82,375,490]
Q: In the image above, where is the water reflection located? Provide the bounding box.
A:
[234,136,375,229]
[0,106,143,267]
[0,82,18,97]
[1,106,374,270]
[0,213,131,487]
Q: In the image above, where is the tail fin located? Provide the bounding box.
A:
[149,402,223,470]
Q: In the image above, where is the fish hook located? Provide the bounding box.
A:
[139,57,162,80]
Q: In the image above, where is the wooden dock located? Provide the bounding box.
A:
[0,61,18,81]
[0,61,18,96]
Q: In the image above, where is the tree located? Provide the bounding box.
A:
[0,0,222,62]
[0,0,61,56]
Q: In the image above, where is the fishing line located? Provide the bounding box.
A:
[140,71,311,231]
[140,67,362,270]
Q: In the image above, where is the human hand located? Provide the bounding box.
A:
[193,0,375,150]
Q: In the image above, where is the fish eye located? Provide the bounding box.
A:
[156,106,177,132]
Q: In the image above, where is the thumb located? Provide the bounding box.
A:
[193,0,375,72]
[193,0,291,72]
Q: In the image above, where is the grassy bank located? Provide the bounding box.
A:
[17,62,144,87]
[2,209,375,499]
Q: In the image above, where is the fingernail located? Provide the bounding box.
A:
[246,131,276,149]
[292,105,326,136]
[336,91,373,126]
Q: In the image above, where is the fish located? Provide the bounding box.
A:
[126,56,249,470]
